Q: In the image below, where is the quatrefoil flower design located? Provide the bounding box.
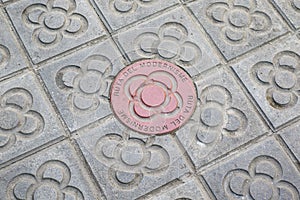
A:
[22,0,88,47]
[135,22,202,67]
[252,51,300,109]
[56,55,113,113]
[7,160,84,199]
[124,71,182,121]
[110,0,157,13]
[223,156,299,199]
[189,85,247,156]
[0,88,44,152]
[206,0,272,44]
[95,132,170,189]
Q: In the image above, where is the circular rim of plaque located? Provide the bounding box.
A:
[110,59,197,135]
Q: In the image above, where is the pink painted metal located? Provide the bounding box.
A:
[110,59,197,135]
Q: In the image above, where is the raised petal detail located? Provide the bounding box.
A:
[224,107,247,135]
[36,160,71,188]
[277,180,300,199]
[200,85,232,105]
[6,174,36,200]
[144,145,170,174]
[112,0,136,13]
[64,13,88,37]
[250,11,272,33]
[223,169,250,198]
[124,75,147,100]
[223,27,247,44]
[0,134,16,152]
[49,0,77,13]
[71,93,99,111]
[266,88,297,108]
[132,102,152,118]
[19,111,44,138]
[206,2,229,24]
[63,186,84,200]
[55,65,82,90]
[22,4,47,27]
[232,0,257,11]
[33,28,62,47]
[162,93,178,114]
[135,33,160,57]
[179,41,202,65]
[95,134,123,163]
[149,71,177,92]
[252,61,274,84]
[273,51,300,70]
[159,22,188,41]
[83,55,112,75]
[1,88,33,112]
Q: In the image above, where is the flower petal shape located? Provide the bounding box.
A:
[132,102,152,118]
[49,0,77,13]
[6,174,37,200]
[223,27,247,44]
[63,186,84,200]
[223,169,250,198]
[1,88,33,112]
[112,0,136,13]
[71,93,99,111]
[19,111,44,138]
[232,0,256,11]
[135,32,160,57]
[200,85,232,105]
[0,134,16,152]
[179,42,202,65]
[64,13,88,37]
[252,61,274,84]
[206,2,229,24]
[250,11,271,33]
[144,145,170,174]
[148,71,177,92]
[159,22,188,42]
[22,4,47,27]
[277,180,300,199]
[266,88,297,108]
[56,65,82,90]
[273,51,300,70]
[124,75,147,100]
[33,28,62,47]
[224,107,247,135]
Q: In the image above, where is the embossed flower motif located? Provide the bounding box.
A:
[189,86,246,156]
[124,70,183,121]
[7,160,84,199]
[206,0,272,44]
[0,45,10,69]
[223,156,299,199]
[56,55,113,113]
[0,88,44,152]
[111,0,157,13]
[252,51,300,109]
[135,22,201,67]
[95,132,170,189]
[22,0,88,47]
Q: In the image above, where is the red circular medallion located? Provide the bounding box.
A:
[110,60,197,135]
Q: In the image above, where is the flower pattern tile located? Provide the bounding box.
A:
[202,138,300,200]
[232,34,300,129]
[75,117,189,200]
[0,141,99,199]
[176,67,267,168]
[0,72,64,165]
[116,8,220,77]
[0,11,27,79]
[188,0,288,60]
[92,0,178,30]
[39,39,125,131]
[6,0,105,63]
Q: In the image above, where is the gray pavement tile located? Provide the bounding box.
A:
[93,0,178,31]
[188,0,288,60]
[0,10,28,79]
[6,0,106,64]
[232,34,300,129]
[116,7,220,77]
[202,137,300,199]
[148,177,210,200]
[39,39,125,132]
[0,140,100,199]
[75,116,189,200]
[0,72,64,164]
[273,0,300,29]
[176,67,267,168]
[280,123,300,162]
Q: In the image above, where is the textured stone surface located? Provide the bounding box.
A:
[148,177,210,200]
[39,39,125,131]
[75,116,189,200]
[0,141,100,199]
[0,72,64,164]
[280,123,300,162]
[176,67,267,168]
[6,0,105,63]
[188,0,288,60]
[0,11,27,79]
[273,0,300,29]
[202,137,300,200]
[93,0,178,30]
[116,7,220,77]
[232,34,300,129]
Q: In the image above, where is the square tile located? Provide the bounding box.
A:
[176,67,267,168]
[116,7,220,77]
[93,0,178,30]
[39,39,125,132]
[232,34,300,129]
[0,11,27,79]
[273,0,300,29]
[280,123,300,162]
[0,72,64,164]
[75,116,189,200]
[148,177,210,200]
[202,138,300,199]
[188,0,288,60]
[6,0,106,64]
[0,141,100,199]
